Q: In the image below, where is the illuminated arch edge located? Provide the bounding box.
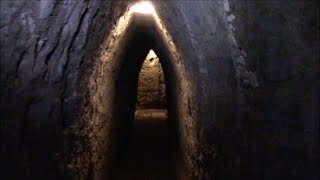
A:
[71,1,197,179]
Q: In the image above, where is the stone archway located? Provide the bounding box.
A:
[69,5,197,180]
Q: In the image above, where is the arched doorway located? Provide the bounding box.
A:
[112,49,175,179]
[75,4,198,179]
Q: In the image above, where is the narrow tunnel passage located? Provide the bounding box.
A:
[52,4,194,179]
[112,50,176,179]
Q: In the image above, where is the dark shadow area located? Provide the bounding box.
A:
[113,109,175,180]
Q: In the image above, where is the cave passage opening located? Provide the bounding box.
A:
[109,14,180,180]
[113,49,175,179]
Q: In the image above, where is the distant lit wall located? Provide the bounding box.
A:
[136,50,166,109]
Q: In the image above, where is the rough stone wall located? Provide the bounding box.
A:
[154,1,241,178]
[229,0,319,179]
[136,50,166,109]
[0,0,129,179]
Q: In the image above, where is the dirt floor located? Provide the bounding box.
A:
[113,109,176,180]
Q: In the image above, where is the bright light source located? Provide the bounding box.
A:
[146,49,158,67]
[129,1,156,14]
[148,50,157,58]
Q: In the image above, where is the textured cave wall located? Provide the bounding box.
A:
[229,0,320,179]
[0,0,129,179]
[154,1,319,179]
[136,51,166,109]
[154,1,242,179]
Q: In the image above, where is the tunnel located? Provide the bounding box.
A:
[0,1,319,180]
[112,47,174,179]
[77,8,196,180]
[110,14,181,179]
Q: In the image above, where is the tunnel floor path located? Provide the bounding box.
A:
[113,109,176,180]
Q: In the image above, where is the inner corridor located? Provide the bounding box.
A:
[113,109,175,180]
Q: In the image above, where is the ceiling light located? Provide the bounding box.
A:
[129,1,156,14]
